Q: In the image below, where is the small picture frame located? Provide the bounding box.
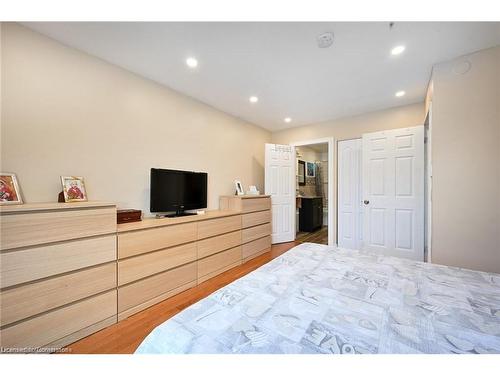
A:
[234,180,244,196]
[0,173,23,205]
[306,162,316,177]
[61,176,88,202]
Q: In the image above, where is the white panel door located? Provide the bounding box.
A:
[362,126,424,261]
[265,143,295,244]
[338,139,363,250]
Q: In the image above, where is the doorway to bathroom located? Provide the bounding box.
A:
[291,138,335,246]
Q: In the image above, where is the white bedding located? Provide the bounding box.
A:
[135,243,500,354]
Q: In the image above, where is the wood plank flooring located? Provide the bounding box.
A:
[295,226,328,245]
[63,241,297,354]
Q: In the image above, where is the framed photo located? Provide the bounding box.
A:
[234,180,244,196]
[0,173,23,205]
[306,162,315,177]
[61,176,88,202]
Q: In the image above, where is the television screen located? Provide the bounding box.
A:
[150,168,207,214]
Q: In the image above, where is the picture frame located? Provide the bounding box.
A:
[234,180,244,196]
[61,176,88,202]
[0,173,23,205]
[306,162,315,177]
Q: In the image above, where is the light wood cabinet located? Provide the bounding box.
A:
[0,197,273,349]
[0,202,117,352]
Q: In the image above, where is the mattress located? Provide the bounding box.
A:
[135,243,500,354]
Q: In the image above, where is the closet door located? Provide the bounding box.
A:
[362,126,424,261]
[337,139,363,249]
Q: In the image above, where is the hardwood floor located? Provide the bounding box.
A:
[63,241,298,354]
[295,226,328,245]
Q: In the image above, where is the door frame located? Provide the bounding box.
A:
[290,137,335,246]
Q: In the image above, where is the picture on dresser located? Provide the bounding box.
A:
[306,162,315,177]
[0,173,23,205]
[61,176,88,202]
[234,180,244,195]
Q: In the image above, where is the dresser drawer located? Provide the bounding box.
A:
[197,246,241,283]
[197,215,241,239]
[0,206,116,250]
[0,263,116,327]
[0,290,117,349]
[241,210,271,228]
[242,236,271,261]
[118,242,196,286]
[242,223,272,244]
[0,235,116,288]
[197,230,241,259]
[241,197,271,213]
[118,262,197,315]
[118,222,196,259]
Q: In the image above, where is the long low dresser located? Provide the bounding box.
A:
[0,195,272,351]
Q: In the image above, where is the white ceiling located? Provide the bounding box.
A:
[23,22,500,131]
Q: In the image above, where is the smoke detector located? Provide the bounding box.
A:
[317,32,334,48]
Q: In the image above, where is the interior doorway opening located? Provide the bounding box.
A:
[291,138,335,246]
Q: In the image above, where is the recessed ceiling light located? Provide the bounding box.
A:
[391,45,406,56]
[186,57,198,68]
[284,117,292,123]
[249,96,259,103]
[395,90,406,97]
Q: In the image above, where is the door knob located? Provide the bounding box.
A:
[363,200,370,205]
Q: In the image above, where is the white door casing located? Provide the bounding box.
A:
[338,139,363,250]
[362,126,424,261]
[265,143,295,244]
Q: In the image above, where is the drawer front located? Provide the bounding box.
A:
[1,263,116,327]
[242,223,272,244]
[0,207,116,250]
[118,222,196,259]
[242,236,271,260]
[197,230,241,259]
[241,210,271,229]
[0,235,116,288]
[241,197,271,213]
[0,290,117,349]
[118,242,197,286]
[198,246,241,279]
[118,262,197,313]
[197,215,241,239]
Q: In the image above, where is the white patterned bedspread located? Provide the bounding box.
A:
[135,243,500,354]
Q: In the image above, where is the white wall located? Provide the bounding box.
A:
[1,23,271,214]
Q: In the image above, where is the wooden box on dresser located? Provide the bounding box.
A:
[219,195,272,262]
[0,202,117,352]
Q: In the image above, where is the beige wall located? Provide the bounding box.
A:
[430,46,500,273]
[0,23,271,214]
[272,102,424,145]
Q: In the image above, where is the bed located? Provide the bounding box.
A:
[135,243,500,354]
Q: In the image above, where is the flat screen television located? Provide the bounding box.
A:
[150,168,207,216]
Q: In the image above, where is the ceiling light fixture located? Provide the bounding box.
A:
[391,45,406,56]
[284,117,292,123]
[186,57,198,68]
[395,90,406,97]
[249,96,259,103]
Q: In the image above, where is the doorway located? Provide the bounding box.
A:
[291,138,335,246]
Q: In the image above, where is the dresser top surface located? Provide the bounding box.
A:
[0,201,116,214]
[117,209,242,232]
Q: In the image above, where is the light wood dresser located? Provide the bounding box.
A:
[0,195,272,351]
[0,202,117,352]
[219,195,272,262]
